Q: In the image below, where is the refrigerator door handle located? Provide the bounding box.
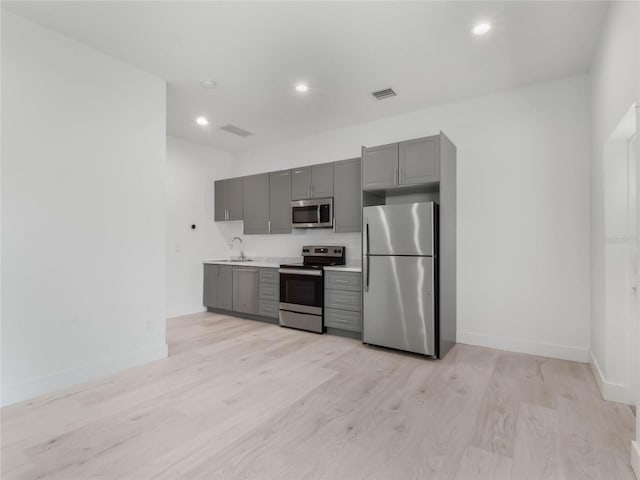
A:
[365,221,370,291]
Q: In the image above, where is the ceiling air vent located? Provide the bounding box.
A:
[372,88,396,100]
[219,124,253,137]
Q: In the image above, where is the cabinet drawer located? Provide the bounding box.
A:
[325,271,361,292]
[259,268,279,284]
[259,283,279,301]
[325,289,361,312]
[259,299,279,319]
[324,308,361,332]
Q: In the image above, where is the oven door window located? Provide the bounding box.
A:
[292,206,318,225]
[280,273,323,307]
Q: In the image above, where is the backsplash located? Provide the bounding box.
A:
[216,221,362,261]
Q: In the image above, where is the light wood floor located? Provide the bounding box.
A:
[2,312,636,480]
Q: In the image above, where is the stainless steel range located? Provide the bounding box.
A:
[279,246,346,333]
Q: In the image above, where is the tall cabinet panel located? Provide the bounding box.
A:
[291,167,312,200]
[269,170,292,234]
[311,163,334,198]
[362,143,398,190]
[399,136,440,185]
[333,158,361,233]
[243,173,270,234]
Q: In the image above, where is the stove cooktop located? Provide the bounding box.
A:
[280,245,346,270]
[279,262,340,270]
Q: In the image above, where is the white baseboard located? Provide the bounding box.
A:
[166,306,206,319]
[632,440,640,480]
[589,351,635,404]
[457,331,589,363]
[0,343,168,407]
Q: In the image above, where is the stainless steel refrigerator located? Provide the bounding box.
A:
[362,202,438,356]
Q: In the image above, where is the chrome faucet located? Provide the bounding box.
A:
[229,236,246,261]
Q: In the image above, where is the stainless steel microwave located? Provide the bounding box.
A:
[291,198,333,228]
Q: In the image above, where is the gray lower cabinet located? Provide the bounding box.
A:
[203,264,233,310]
[232,267,259,315]
[243,173,270,234]
[324,270,361,333]
[269,170,292,234]
[399,136,440,185]
[259,267,279,319]
[324,308,361,333]
[333,158,361,233]
[215,177,244,221]
[362,143,398,190]
[325,270,362,292]
[205,264,277,319]
[203,264,218,307]
[291,163,334,200]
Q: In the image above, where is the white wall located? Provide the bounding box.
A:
[589,0,640,405]
[166,136,233,317]
[1,12,168,406]
[233,75,591,362]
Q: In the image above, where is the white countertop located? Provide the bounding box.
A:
[203,258,361,272]
[324,263,362,273]
[203,257,296,268]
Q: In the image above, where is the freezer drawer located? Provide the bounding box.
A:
[363,255,435,356]
[363,202,436,256]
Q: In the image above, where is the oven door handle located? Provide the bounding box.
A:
[278,268,323,276]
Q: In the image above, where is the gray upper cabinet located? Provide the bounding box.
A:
[399,136,440,185]
[269,170,292,234]
[362,143,398,190]
[243,173,270,234]
[203,264,233,310]
[214,177,244,221]
[333,158,361,232]
[291,166,312,200]
[227,177,244,220]
[291,163,334,200]
[311,163,334,198]
[214,180,228,221]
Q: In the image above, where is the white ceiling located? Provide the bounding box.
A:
[3,1,608,151]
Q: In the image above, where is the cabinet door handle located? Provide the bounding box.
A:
[268,220,271,234]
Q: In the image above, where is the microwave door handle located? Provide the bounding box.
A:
[317,204,321,222]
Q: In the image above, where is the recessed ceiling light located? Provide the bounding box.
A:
[200,79,217,89]
[473,22,492,36]
[196,116,209,126]
[295,83,309,93]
